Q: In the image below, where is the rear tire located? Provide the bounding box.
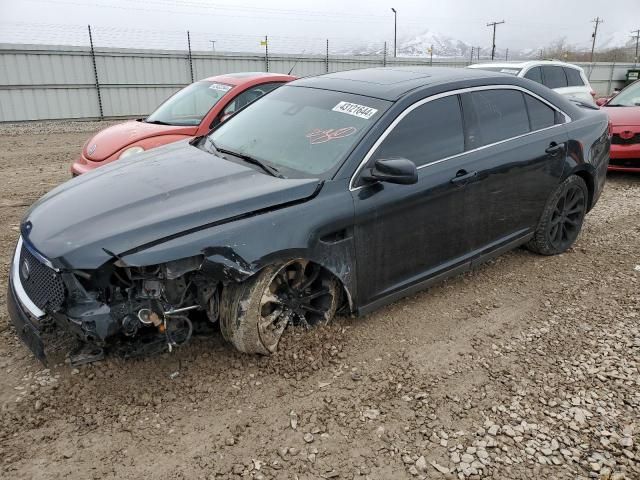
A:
[527,175,588,255]
[219,260,339,354]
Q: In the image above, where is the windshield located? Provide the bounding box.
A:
[206,86,391,178]
[472,66,522,76]
[146,81,232,126]
[607,81,640,107]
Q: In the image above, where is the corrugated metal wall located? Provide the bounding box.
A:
[0,43,635,122]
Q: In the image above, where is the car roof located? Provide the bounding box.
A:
[200,72,296,86]
[289,66,508,101]
[469,60,585,71]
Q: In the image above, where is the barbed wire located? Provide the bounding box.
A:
[0,21,636,61]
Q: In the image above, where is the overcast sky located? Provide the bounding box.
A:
[1,0,639,52]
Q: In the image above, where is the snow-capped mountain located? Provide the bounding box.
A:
[595,31,636,50]
[340,29,636,60]
[397,30,472,57]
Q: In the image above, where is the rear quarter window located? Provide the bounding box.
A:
[542,66,568,89]
[564,68,585,87]
[524,94,556,131]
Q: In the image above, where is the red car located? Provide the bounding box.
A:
[598,80,640,172]
[71,72,296,175]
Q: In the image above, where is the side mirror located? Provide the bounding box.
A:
[595,97,607,107]
[361,158,418,185]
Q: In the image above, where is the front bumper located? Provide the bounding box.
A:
[71,152,113,176]
[608,144,640,172]
[7,275,47,363]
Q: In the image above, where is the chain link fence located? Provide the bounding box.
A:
[0,22,637,122]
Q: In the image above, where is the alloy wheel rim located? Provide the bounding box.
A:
[258,260,336,351]
[549,185,585,250]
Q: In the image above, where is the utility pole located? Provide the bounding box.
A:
[391,8,397,57]
[187,31,194,83]
[383,41,387,67]
[505,48,509,61]
[429,44,433,65]
[326,39,329,73]
[477,46,480,60]
[209,40,216,52]
[487,20,505,61]
[632,29,640,66]
[87,25,103,120]
[590,17,603,63]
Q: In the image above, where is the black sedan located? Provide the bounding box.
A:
[8,67,610,363]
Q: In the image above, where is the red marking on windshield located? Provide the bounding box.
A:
[306,127,357,144]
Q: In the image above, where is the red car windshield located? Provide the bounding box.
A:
[607,81,640,107]
[146,81,232,126]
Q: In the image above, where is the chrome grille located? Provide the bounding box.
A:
[18,245,65,311]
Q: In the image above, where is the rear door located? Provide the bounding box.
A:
[563,67,594,104]
[540,65,579,100]
[458,88,567,246]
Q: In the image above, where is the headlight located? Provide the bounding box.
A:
[119,146,145,159]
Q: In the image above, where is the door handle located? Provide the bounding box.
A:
[545,142,566,155]
[450,169,478,186]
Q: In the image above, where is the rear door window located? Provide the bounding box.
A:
[461,89,530,149]
[524,67,543,84]
[541,66,568,89]
[373,95,464,167]
[564,68,585,87]
[524,94,556,131]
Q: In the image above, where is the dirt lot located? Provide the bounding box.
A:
[0,121,638,480]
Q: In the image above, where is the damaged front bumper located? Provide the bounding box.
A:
[8,236,219,365]
[7,274,47,363]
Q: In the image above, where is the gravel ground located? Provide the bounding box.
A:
[0,120,638,480]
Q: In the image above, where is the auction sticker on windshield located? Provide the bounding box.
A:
[332,101,378,120]
[209,83,232,92]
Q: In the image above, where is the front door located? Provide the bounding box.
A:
[351,94,476,306]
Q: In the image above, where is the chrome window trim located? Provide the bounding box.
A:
[349,84,571,191]
[22,236,59,272]
[11,237,45,318]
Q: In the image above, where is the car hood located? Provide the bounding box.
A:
[601,105,640,127]
[23,141,322,268]
[84,120,198,161]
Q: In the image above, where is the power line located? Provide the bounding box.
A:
[487,20,505,61]
[590,17,603,63]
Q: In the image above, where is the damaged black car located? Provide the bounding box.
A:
[8,67,610,364]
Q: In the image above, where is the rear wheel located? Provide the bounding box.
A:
[220,260,340,354]
[527,175,588,255]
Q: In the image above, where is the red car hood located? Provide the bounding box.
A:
[601,106,640,127]
[84,120,197,161]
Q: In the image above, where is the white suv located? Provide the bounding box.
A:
[468,60,596,105]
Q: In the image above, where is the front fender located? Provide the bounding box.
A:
[119,180,358,309]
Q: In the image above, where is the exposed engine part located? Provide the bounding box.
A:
[138,308,162,327]
[164,305,199,316]
[45,256,221,363]
[121,314,140,336]
[164,315,193,348]
[141,279,162,298]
